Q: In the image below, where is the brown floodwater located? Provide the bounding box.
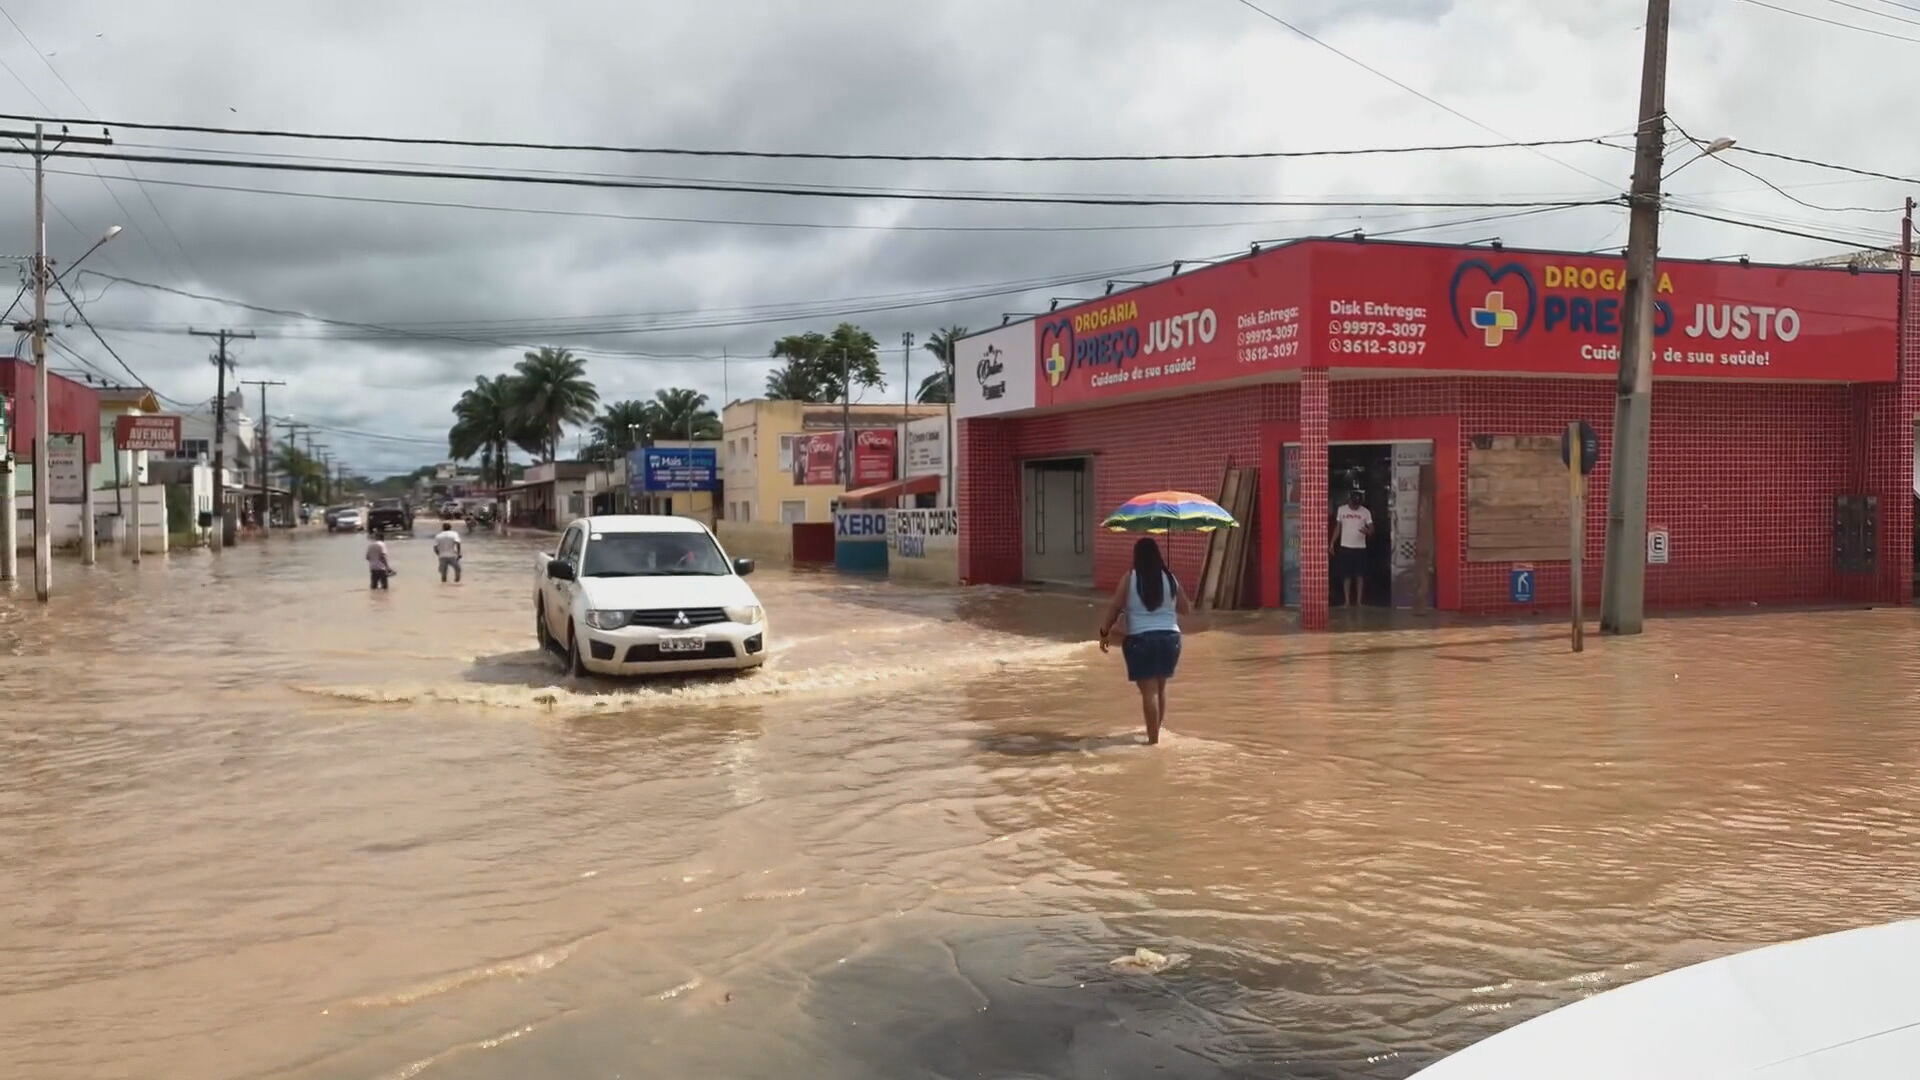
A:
[3,528,1919,1079]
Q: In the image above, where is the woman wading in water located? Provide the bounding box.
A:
[1098,537,1193,745]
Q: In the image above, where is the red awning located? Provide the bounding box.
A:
[842,473,941,503]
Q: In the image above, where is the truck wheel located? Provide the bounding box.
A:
[535,601,552,652]
[566,624,590,678]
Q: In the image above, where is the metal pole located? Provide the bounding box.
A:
[1599,0,1670,636]
[1569,421,1585,653]
[129,437,140,564]
[242,379,284,533]
[944,337,954,510]
[1,452,14,581]
[31,123,50,600]
[79,432,94,565]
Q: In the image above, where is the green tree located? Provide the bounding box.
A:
[651,387,721,440]
[917,325,968,403]
[766,323,884,402]
[449,373,536,492]
[275,444,329,506]
[590,398,662,453]
[512,346,599,461]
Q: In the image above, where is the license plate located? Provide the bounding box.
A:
[658,634,707,654]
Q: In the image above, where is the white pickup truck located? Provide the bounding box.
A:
[534,515,768,677]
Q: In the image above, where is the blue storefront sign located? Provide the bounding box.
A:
[1509,565,1535,605]
[631,447,717,492]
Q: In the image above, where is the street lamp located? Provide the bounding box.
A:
[27,221,122,601]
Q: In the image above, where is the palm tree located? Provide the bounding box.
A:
[764,363,818,401]
[449,373,531,493]
[274,444,327,507]
[651,387,721,440]
[590,399,662,453]
[512,346,599,461]
[918,325,968,403]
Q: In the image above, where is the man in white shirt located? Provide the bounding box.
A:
[1328,489,1374,608]
[433,521,463,583]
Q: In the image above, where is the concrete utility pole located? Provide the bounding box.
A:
[840,348,852,488]
[1599,0,1671,636]
[4,122,113,600]
[241,379,284,534]
[280,419,307,515]
[191,328,254,552]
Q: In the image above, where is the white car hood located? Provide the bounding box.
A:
[576,574,759,612]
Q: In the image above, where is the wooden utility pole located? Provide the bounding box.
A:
[1599,0,1671,636]
[241,378,284,534]
[191,328,254,551]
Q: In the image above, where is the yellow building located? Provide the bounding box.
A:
[717,398,944,562]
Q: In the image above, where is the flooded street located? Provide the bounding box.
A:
[5,529,1920,1079]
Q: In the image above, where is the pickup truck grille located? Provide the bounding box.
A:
[628,607,728,628]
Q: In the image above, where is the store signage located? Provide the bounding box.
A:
[852,428,896,486]
[1316,244,1895,382]
[114,413,182,452]
[955,322,1038,419]
[638,447,717,491]
[47,433,84,504]
[904,416,947,476]
[966,241,1898,417]
[834,508,889,539]
[791,432,841,485]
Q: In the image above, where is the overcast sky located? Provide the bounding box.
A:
[0,0,1910,474]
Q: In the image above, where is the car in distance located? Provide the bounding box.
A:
[326,505,363,532]
[533,515,767,677]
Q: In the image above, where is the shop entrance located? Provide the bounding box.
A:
[1329,444,1394,608]
[1281,438,1436,609]
[1023,456,1095,586]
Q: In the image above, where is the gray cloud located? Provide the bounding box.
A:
[0,0,1904,473]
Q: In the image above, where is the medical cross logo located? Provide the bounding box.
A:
[1471,291,1520,346]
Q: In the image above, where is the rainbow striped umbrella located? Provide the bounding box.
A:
[1102,490,1238,534]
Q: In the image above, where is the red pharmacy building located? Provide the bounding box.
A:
[954,238,1918,629]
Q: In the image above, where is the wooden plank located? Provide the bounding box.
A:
[1469,545,1567,563]
[1196,467,1236,610]
[1218,467,1256,609]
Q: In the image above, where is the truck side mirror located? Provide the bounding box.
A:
[733,557,755,576]
[547,559,576,581]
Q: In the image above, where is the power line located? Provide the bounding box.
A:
[1726,144,1920,186]
[1664,204,1902,254]
[0,144,1617,209]
[46,271,192,405]
[1669,118,1903,214]
[1228,0,1621,187]
[1816,0,1920,26]
[1737,0,1920,41]
[0,108,1627,164]
[41,164,1607,236]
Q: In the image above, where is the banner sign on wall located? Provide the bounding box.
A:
[47,433,84,503]
[851,428,897,486]
[956,240,1898,418]
[903,416,947,476]
[638,447,717,491]
[792,432,842,485]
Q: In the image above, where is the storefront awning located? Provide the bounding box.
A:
[842,473,940,503]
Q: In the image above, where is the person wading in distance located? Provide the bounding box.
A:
[1097,537,1193,745]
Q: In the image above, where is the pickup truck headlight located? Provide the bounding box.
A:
[584,609,632,631]
[724,604,765,625]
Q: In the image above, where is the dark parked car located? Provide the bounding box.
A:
[367,498,414,537]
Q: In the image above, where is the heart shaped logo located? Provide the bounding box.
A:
[1448,259,1538,348]
[1038,319,1075,388]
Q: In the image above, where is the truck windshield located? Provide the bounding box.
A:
[582,533,729,577]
